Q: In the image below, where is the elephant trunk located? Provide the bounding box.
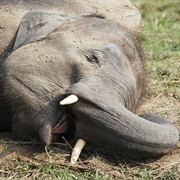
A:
[72,102,179,157]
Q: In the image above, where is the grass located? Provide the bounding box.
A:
[136,0,180,98]
[0,0,180,179]
[1,148,180,179]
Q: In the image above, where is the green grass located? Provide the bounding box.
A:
[1,152,179,179]
[136,0,180,97]
[0,0,180,179]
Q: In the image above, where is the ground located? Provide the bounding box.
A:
[0,0,180,179]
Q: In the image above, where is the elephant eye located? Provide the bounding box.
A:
[79,50,101,67]
[85,53,101,67]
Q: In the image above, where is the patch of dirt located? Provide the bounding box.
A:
[138,95,180,169]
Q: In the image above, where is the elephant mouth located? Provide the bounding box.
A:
[51,95,79,135]
[51,94,98,136]
[51,94,100,164]
[51,113,73,134]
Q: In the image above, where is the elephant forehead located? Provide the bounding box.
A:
[46,16,132,50]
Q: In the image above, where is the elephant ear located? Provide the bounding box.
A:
[13,12,67,50]
[89,0,141,33]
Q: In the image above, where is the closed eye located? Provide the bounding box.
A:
[79,50,101,67]
[85,54,100,66]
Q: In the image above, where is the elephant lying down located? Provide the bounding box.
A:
[0,0,179,164]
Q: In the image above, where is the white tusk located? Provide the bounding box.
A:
[60,95,78,105]
[70,138,86,165]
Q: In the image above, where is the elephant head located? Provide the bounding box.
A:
[0,12,179,164]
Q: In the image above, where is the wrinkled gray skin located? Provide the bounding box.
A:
[0,0,179,158]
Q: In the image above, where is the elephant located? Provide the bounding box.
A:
[0,0,179,164]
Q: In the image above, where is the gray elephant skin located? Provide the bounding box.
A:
[0,0,179,159]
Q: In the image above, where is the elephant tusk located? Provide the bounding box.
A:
[70,138,86,165]
[60,95,78,105]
